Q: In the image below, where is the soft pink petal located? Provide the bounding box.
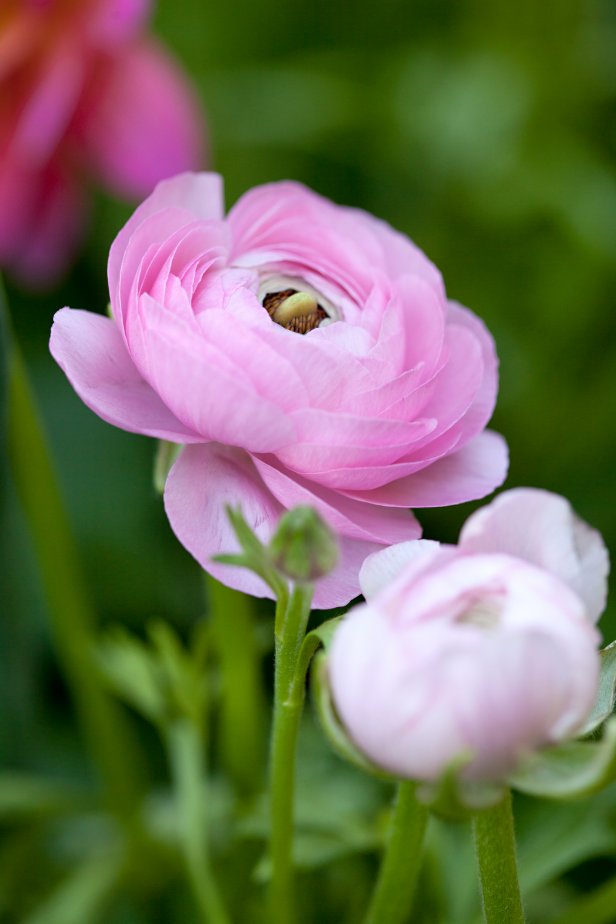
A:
[163,443,376,608]
[50,307,203,442]
[78,39,204,200]
[459,488,609,623]
[344,431,509,507]
[359,540,441,600]
[108,172,224,313]
[131,294,295,452]
[228,180,445,305]
[253,456,422,545]
[446,301,499,436]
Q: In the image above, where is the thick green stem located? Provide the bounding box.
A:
[166,719,232,924]
[269,583,314,924]
[6,330,141,815]
[473,790,525,924]
[206,576,266,798]
[364,781,429,924]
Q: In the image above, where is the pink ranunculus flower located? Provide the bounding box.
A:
[50,172,508,608]
[329,489,608,781]
[0,0,204,285]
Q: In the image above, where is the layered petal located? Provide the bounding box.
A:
[50,308,203,442]
[163,443,384,608]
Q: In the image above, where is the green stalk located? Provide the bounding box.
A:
[166,718,232,924]
[6,330,141,815]
[206,576,267,798]
[364,781,429,924]
[269,583,314,924]
[472,790,525,924]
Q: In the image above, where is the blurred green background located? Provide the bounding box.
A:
[2,0,616,920]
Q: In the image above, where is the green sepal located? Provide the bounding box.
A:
[213,506,287,598]
[579,641,616,736]
[510,716,616,800]
[311,652,391,779]
[417,759,504,821]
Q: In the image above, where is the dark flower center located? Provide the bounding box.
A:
[262,288,327,334]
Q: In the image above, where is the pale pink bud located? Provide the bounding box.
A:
[329,490,606,783]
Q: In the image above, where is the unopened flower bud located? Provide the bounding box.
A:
[269,506,339,583]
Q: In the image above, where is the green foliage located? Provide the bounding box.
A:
[3,0,616,921]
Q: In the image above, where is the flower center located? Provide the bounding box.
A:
[262,288,328,334]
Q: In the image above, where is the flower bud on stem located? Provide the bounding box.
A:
[472,789,525,924]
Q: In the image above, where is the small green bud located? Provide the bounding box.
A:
[269,506,339,583]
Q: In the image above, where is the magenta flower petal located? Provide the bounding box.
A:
[78,39,204,200]
[50,308,203,442]
[6,161,86,287]
[1,2,205,285]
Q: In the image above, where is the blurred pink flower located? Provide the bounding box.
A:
[0,0,204,285]
[329,489,608,781]
[50,172,508,607]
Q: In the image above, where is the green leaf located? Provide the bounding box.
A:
[510,717,616,799]
[579,641,616,735]
[0,775,90,820]
[96,629,165,724]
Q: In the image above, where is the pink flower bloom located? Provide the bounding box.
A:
[0,0,203,285]
[329,489,608,781]
[50,172,508,607]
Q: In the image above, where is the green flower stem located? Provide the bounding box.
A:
[364,781,429,924]
[548,875,616,924]
[166,718,231,924]
[206,576,267,798]
[6,330,141,816]
[472,790,525,924]
[269,583,314,924]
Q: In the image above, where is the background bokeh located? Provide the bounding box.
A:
[2,0,616,921]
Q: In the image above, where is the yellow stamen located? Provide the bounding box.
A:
[272,291,319,325]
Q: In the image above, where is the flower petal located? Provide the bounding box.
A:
[163,443,378,608]
[253,456,422,546]
[50,308,203,442]
[459,488,609,623]
[359,540,441,600]
[343,431,509,507]
[78,39,204,200]
[108,171,224,313]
